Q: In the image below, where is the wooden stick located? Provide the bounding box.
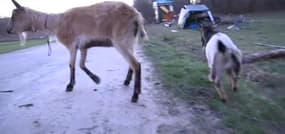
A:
[255,42,285,49]
[0,90,14,93]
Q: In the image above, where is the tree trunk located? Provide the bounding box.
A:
[242,49,285,64]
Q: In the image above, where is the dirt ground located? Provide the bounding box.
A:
[0,42,230,134]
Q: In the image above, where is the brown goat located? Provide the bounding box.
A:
[7,0,147,103]
[200,24,242,102]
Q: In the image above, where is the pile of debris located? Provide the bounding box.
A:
[220,15,248,31]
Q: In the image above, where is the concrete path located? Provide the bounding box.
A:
[0,42,228,134]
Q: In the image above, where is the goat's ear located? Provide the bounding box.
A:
[199,28,203,33]
[12,0,23,9]
[199,24,203,32]
[200,21,206,28]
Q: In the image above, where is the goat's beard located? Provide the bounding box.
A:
[19,32,27,46]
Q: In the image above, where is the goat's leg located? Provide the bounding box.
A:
[211,68,228,101]
[124,67,133,86]
[133,63,141,102]
[79,48,100,84]
[66,48,78,92]
[214,80,227,102]
[214,80,228,102]
[208,69,215,82]
[230,69,238,92]
[213,55,228,102]
[124,47,134,86]
[115,46,141,103]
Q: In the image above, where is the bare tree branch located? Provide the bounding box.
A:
[255,42,285,49]
[242,49,285,64]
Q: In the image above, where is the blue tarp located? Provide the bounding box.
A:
[183,4,209,12]
[155,0,174,5]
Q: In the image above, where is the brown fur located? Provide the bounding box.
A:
[8,0,147,103]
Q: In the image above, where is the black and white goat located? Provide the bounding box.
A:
[200,24,243,102]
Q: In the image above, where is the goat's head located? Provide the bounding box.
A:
[7,0,34,34]
[200,22,217,47]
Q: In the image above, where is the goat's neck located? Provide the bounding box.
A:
[28,9,62,33]
[203,30,218,44]
[45,13,62,33]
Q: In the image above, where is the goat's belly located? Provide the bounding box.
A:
[84,39,113,48]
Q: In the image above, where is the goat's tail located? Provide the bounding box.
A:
[217,40,226,53]
[134,14,148,41]
[217,40,242,73]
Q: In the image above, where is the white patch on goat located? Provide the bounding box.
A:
[205,33,242,69]
[77,35,95,48]
[77,35,89,48]
[19,32,27,46]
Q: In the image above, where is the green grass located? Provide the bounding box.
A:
[144,11,285,134]
[0,39,46,54]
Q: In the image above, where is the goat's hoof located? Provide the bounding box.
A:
[131,94,139,103]
[220,98,227,103]
[208,74,214,82]
[124,80,130,86]
[66,84,74,92]
[92,76,100,84]
[233,87,238,92]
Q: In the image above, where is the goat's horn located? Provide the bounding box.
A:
[12,0,23,9]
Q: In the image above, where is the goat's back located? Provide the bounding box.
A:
[57,1,143,45]
[205,33,242,69]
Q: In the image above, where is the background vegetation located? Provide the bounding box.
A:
[0,39,46,54]
[134,0,285,22]
[143,11,285,134]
